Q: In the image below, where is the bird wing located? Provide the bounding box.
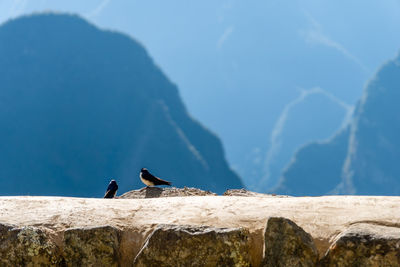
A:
[143,172,160,183]
[107,183,118,192]
[106,184,113,191]
[143,171,171,186]
[152,175,171,186]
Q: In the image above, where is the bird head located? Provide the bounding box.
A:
[141,168,148,172]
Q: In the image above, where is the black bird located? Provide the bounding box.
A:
[140,168,171,187]
[104,179,118,198]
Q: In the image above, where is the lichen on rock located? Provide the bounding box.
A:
[63,225,121,267]
[120,186,217,199]
[320,223,400,267]
[0,223,61,267]
[223,189,290,197]
[133,224,251,266]
[262,217,318,267]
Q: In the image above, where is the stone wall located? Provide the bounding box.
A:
[1,219,399,266]
[1,193,400,266]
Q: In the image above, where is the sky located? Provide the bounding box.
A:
[1,0,400,191]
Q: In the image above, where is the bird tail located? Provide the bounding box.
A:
[154,176,172,186]
[159,179,171,186]
[104,190,113,198]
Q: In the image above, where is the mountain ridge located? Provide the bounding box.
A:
[0,13,243,196]
[274,52,400,196]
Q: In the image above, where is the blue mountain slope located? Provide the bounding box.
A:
[340,57,400,195]
[275,53,400,196]
[0,14,243,196]
[273,127,350,196]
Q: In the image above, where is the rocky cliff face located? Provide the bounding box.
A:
[274,127,350,196]
[275,52,400,196]
[340,57,400,195]
[0,13,243,196]
[0,194,400,266]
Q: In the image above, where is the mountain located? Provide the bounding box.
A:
[274,53,400,196]
[273,127,350,196]
[0,13,243,197]
[6,1,399,192]
[259,89,351,191]
[340,57,400,195]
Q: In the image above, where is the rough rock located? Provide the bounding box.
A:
[119,186,217,199]
[1,195,400,266]
[223,188,290,197]
[63,225,121,267]
[0,223,61,266]
[320,223,400,267]
[133,224,251,267]
[262,217,318,267]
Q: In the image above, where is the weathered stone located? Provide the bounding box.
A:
[63,225,121,267]
[320,223,400,267]
[223,189,290,197]
[120,186,217,199]
[133,224,251,267]
[262,217,318,267]
[1,195,400,266]
[0,223,61,267]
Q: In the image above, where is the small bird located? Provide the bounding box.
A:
[140,168,171,187]
[104,179,118,198]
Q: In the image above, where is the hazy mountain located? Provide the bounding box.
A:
[0,13,243,197]
[273,127,350,196]
[274,53,400,196]
[4,1,398,192]
[340,56,400,195]
[258,89,351,191]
